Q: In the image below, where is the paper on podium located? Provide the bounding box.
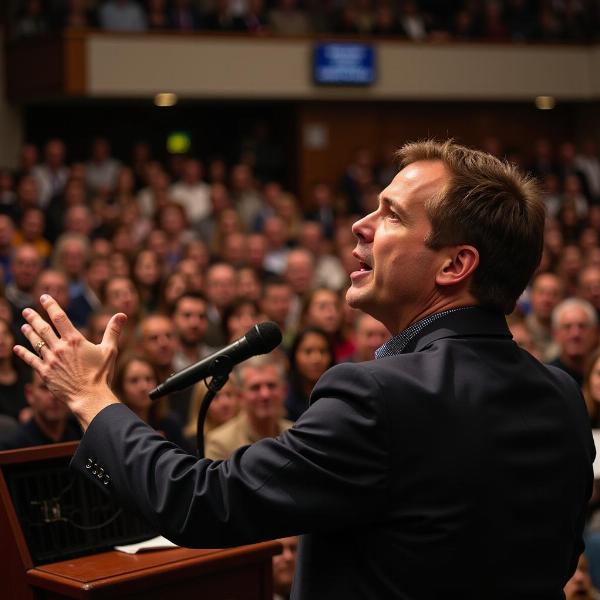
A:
[115,535,178,554]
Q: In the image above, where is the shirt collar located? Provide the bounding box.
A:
[375,306,475,359]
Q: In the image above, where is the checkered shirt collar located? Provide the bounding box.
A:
[374,307,475,359]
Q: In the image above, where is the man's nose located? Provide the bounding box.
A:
[351,211,375,242]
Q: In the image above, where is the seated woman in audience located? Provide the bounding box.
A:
[285,327,335,421]
[301,287,355,362]
[132,248,162,313]
[158,270,188,313]
[222,298,261,342]
[185,379,241,451]
[112,353,191,451]
[0,317,31,423]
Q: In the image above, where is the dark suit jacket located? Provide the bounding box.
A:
[71,307,594,599]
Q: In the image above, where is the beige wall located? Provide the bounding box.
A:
[87,34,593,101]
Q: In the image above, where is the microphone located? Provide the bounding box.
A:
[149,321,282,400]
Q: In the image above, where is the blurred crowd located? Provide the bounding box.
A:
[1,131,600,596]
[11,0,600,43]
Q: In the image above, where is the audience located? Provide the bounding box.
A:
[3,129,600,586]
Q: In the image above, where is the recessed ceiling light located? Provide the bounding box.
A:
[154,93,178,107]
[535,96,556,110]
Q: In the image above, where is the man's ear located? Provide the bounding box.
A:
[436,245,479,288]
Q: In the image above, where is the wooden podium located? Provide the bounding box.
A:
[0,442,280,600]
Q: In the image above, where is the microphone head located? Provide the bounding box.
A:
[245,321,283,354]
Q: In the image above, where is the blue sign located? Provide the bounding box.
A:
[314,43,376,86]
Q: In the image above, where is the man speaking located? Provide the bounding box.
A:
[15,140,594,599]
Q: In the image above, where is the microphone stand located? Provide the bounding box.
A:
[195,356,234,458]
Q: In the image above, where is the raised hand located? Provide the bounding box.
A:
[13,294,127,431]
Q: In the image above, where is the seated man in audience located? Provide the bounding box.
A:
[204,262,238,347]
[6,243,43,316]
[273,536,299,600]
[284,248,316,333]
[260,276,294,348]
[0,370,81,450]
[549,298,598,386]
[138,313,192,423]
[205,354,292,460]
[578,265,600,320]
[171,292,213,372]
[348,312,391,362]
[526,271,564,361]
[564,554,599,600]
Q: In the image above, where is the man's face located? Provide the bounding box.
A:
[554,306,598,362]
[26,374,68,425]
[105,277,140,317]
[579,269,600,310]
[34,271,70,310]
[173,297,208,346]
[60,240,86,277]
[347,161,448,333]
[206,265,236,309]
[273,536,298,596]
[285,253,314,295]
[564,554,594,600]
[141,316,177,368]
[261,284,292,326]
[531,274,563,321]
[12,246,42,292]
[240,364,285,423]
[354,314,391,360]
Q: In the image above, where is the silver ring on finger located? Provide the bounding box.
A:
[34,340,47,357]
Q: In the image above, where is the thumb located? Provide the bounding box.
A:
[101,313,128,350]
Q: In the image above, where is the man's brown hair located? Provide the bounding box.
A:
[397,140,545,314]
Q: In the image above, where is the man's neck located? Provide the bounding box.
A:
[387,297,478,336]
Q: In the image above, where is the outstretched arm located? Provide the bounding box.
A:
[13,294,127,431]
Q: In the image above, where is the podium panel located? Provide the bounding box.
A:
[0,443,279,600]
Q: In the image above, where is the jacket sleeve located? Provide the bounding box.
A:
[70,362,391,548]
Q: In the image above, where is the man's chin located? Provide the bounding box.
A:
[346,285,369,310]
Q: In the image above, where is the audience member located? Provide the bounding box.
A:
[549,298,598,386]
[0,318,31,424]
[0,370,80,450]
[285,327,334,421]
[204,262,238,346]
[171,292,212,371]
[525,271,564,361]
[205,354,292,460]
[349,312,391,362]
[564,554,600,600]
[273,536,299,600]
[301,287,354,362]
[112,353,190,450]
[6,244,43,315]
[185,378,241,446]
[32,138,70,209]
